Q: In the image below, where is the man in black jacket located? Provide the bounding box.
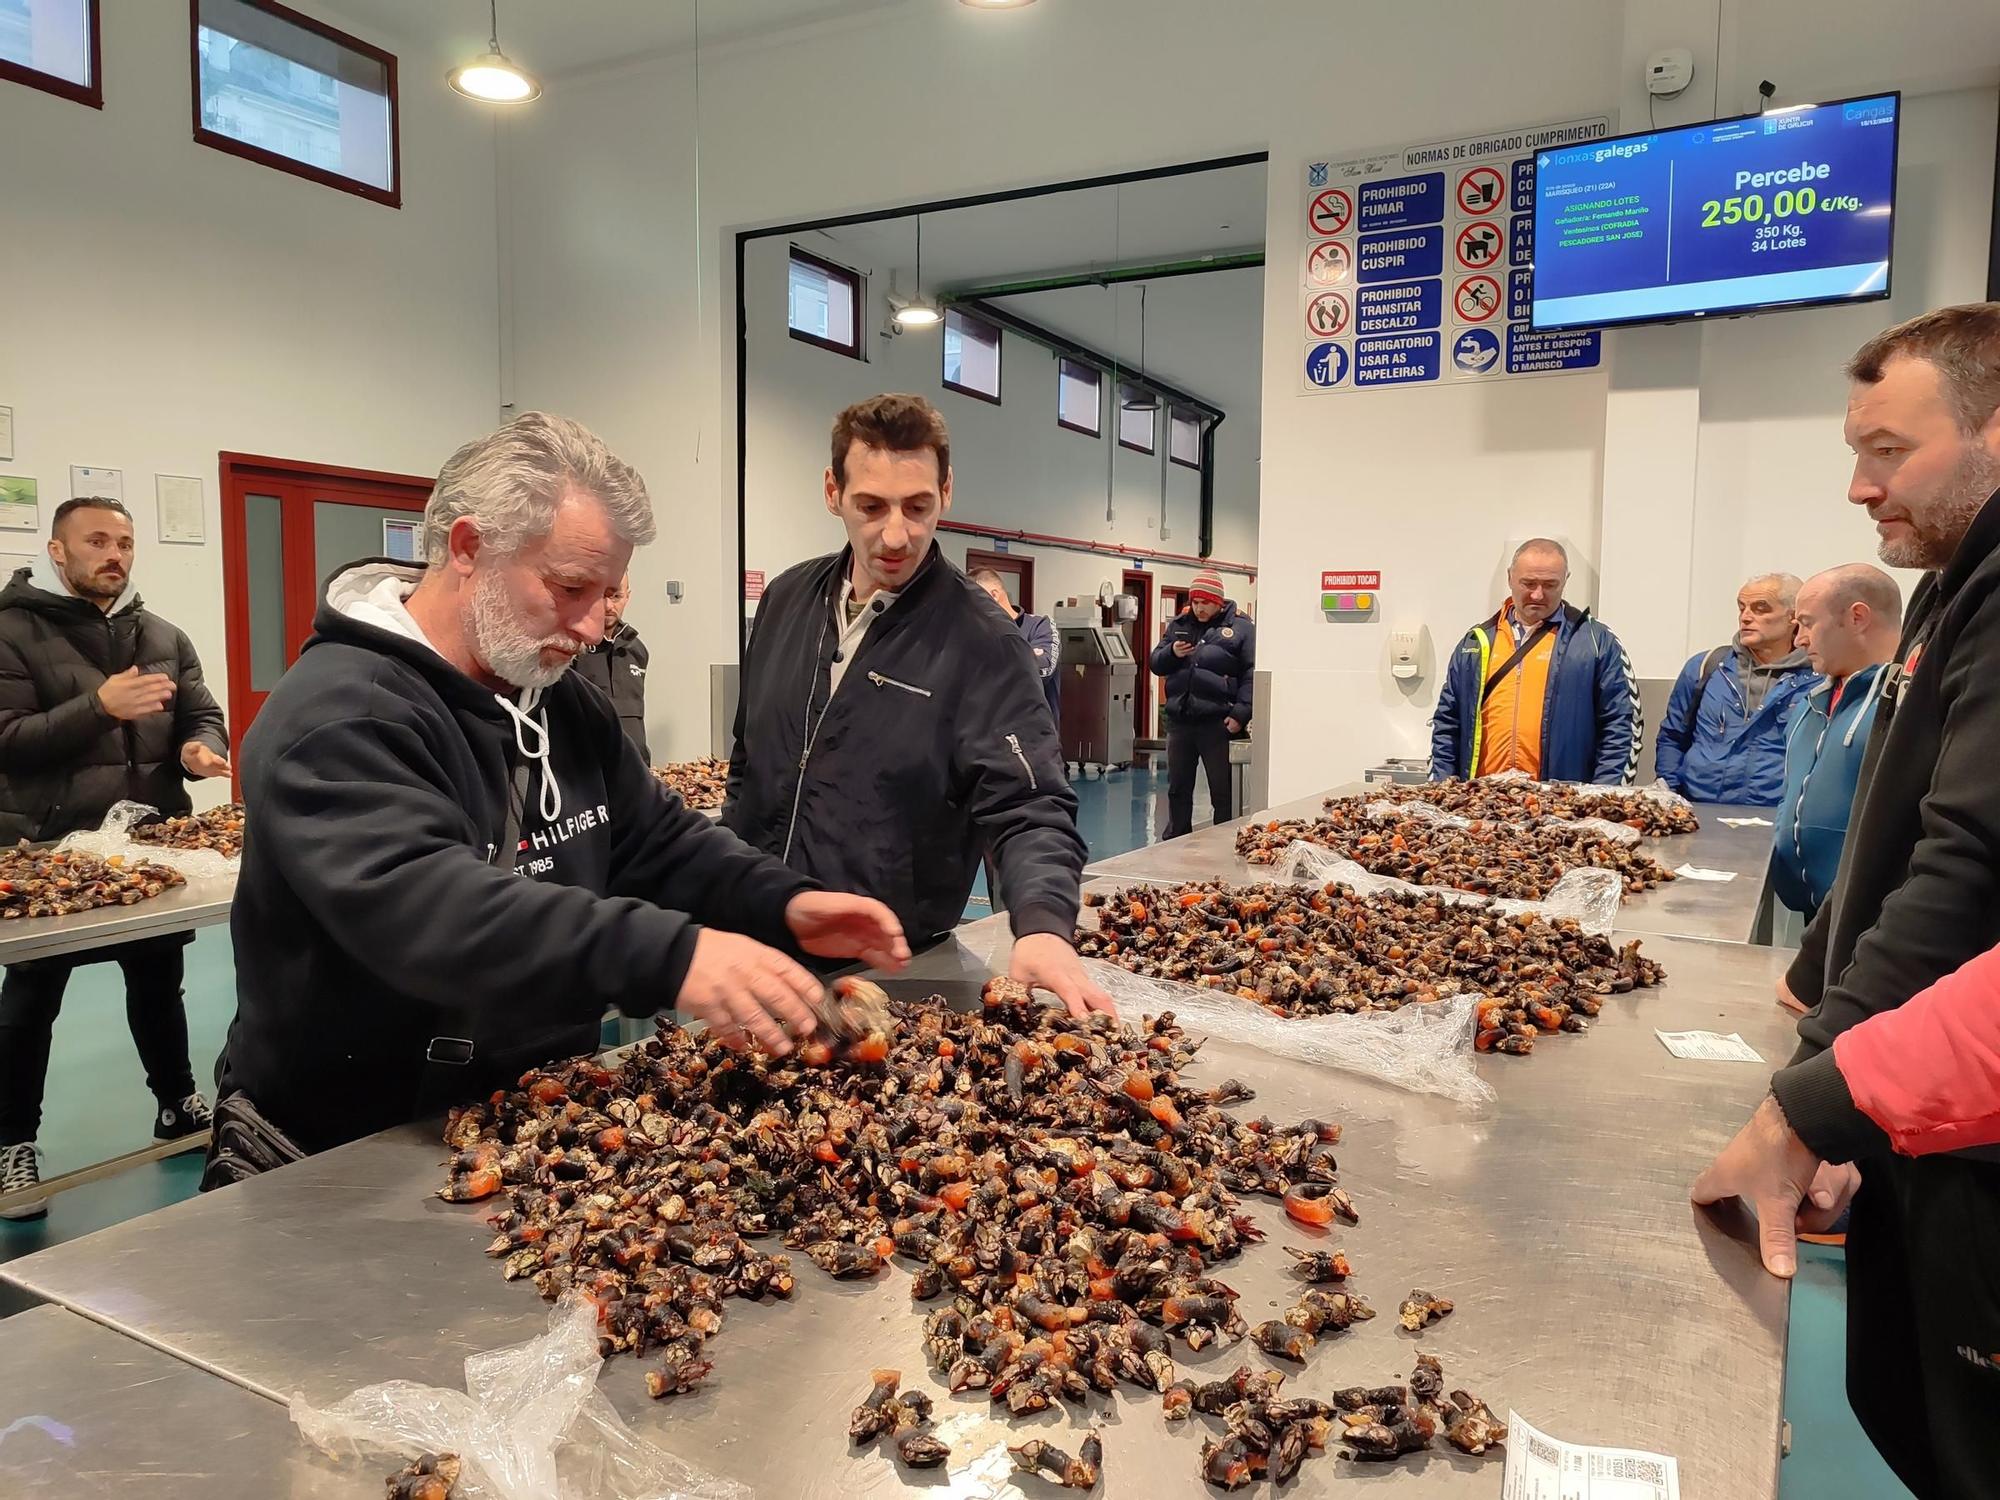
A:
[213,412,907,1163]
[572,572,650,759]
[725,394,1108,1017]
[0,497,232,1217]
[1150,572,1253,839]
[1691,304,2000,1499]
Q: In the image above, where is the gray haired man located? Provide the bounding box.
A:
[212,412,907,1167]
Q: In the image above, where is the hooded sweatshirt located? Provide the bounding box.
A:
[0,557,226,842]
[216,560,813,1154]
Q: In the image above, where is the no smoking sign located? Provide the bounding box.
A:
[1307,187,1353,237]
[1305,290,1351,338]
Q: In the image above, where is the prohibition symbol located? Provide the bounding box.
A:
[1306,240,1354,286]
[1305,290,1351,338]
[1453,274,1501,323]
[1455,219,1504,270]
[1456,166,1505,215]
[1307,187,1353,237]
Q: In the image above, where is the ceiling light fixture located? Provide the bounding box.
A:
[959,0,1037,8]
[894,216,941,329]
[449,0,540,104]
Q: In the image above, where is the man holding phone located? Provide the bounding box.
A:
[1151,572,1253,839]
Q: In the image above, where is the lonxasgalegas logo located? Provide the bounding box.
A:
[1548,140,1651,170]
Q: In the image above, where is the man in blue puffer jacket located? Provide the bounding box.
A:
[1656,572,1815,805]
[1152,572,1253,839]
[1771,564,1901,921]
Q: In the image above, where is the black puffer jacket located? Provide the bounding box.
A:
[0,561,228,842]
[1150,600,1255,726]
[572,622,650,760]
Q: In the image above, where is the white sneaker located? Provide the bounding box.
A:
[0,1141,45,1221]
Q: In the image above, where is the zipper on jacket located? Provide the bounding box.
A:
[868,671,933,698]
[1004,732,1038,791]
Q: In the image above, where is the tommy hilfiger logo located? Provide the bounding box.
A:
[1957,1346,2000,1375]
[518,803,613,854]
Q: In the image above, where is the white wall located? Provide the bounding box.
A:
[742,233,1259,629]
[491,0,1999,782]
[1,0,501,800]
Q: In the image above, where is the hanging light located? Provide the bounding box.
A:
[894,215,941,328]
[959,0,1037,7]
[1122,285,1159,410]
[449,0,541,103]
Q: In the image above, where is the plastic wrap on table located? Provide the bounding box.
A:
[1364,794,1641,846]
[290,1293,749,1500]
[1084,959,1493,1107]
[56,799,237,881]
[1562,776,1697,815]
[1269,844,1624,937]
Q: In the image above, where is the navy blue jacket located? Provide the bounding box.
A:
[1770,664,1886,920]
[1655,645,1814,805]
[1150,602,1254,726]
[1019,610,1060,720]
[1429,602,1639,784]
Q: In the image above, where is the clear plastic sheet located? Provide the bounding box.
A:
[55,799,237,880]
[1085,959,1493,1107]
[1361,794,1640,846]
[290,1294,749,1500]
[1268,844,1624,936]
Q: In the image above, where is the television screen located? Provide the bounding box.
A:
[1530,92,1899,331]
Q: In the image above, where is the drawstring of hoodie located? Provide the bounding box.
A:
[1844,664,1892,749]
[496,687,561,824]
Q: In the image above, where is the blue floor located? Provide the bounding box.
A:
[0,771,1912,1496]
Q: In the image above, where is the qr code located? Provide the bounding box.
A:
[1528,1432,1562,1465]
[1599,1454,1667,1485]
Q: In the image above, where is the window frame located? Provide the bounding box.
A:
[0,0,103,109]
[941,306,1003,406]
[189,0,402,209]
[1056,357,1103,438]
[1117,383,1157,455]
[1169,407,1204,470]
[786,246,865,361]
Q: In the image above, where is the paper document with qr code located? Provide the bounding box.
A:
[1503,1411,1680,1499]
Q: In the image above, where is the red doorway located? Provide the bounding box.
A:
[220,453,432,746]
[1122,569,1154,743]
[1157,583,1189,730]
[963,548,1034,612]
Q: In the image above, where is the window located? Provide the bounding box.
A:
[193,0,399,207]
[1118,384,1157,454]
[942,308,1002,403]
[0,0,99,107]
[1057,358,1101,437]
[788,247,863,359]
[1170,407,1204,469]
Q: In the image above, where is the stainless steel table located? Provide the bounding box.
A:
[2,922,1797,1498]
[0,1304,362,1496]
[1087,784,1779,946]
[0,873,236,966]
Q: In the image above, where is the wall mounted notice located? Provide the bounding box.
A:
[156,475,206,545]
[70,464,123,502]
[1301,114,1612,393]
[0,406,13,462]
[0,477,38,533]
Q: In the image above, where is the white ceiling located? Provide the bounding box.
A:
[324,0,909,75]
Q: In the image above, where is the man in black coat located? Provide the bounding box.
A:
[725,394,1108,1017]
[1690,304,2000,1499]
[0,497,232,1217]
[571,571,650,759]
[1151,571,1253,839]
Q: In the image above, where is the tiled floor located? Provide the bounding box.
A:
[0,770,1916,1496]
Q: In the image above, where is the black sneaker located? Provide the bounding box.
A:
[154,1092,215,1141]
[0,1142,45,1221]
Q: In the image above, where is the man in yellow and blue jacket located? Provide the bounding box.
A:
[1429,538,1640,784]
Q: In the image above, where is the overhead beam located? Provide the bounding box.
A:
[945,251,1264,302]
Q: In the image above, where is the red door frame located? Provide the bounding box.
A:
[1157,583,1190,725]
[963,547,1035,612]
[1122,569,1154,742]
[219,453,432,750]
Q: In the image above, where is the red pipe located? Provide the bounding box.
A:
[938,520,1256,578]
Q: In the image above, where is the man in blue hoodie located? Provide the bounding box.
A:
[1770,565,1901,922]
[1655,573,1815,805]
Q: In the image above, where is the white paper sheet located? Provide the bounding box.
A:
[69,464,122,502]
[1503,1410,1680,1499]
[1672,864,1738,882]
[156,474,206,544]
[1655,1029,1764,1063]
[1717,816,1773,828]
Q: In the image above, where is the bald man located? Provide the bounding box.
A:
[1771,565,1902,921]
[1655,572,1815,805]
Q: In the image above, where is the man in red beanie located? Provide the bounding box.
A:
[1150,571,1253,838]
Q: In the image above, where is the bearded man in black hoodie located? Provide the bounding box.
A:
[211,412,907,1170]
